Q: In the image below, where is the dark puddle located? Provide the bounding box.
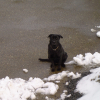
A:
[65,71,91,100]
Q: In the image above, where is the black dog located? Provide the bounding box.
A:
[39,34,68,72]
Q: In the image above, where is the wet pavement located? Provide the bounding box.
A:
[0,0,100,99]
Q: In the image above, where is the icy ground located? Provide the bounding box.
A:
[1,25,100,100]
[1,51,100,100]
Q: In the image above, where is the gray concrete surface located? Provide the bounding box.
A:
[0,0,100,99]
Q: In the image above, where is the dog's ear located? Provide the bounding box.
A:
[48,34,53,38]
[48,34,63,38]
[58,35,63,39]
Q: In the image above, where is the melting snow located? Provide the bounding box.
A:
[0,70,81,100]
[65,52,100,67]
[91,29,96,32]
[44,71,81,82]
[23,69,28,73]
[76,67,100,100]
[96,31,100,37]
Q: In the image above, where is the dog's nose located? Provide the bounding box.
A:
[53,41,56,44]
[53,41,55,43]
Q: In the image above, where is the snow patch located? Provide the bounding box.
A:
[65,82,69,85]
[96,31,100,37]
[0,70,81,100]
[0,77,58,100]
[65,52,100,67]
[76,67,100,100]
[91,29,96,32]
[23,69,28,73]
[36,82,59,95]
[60,92,67,100]
[44,71,81,81]
[96,26,100,28]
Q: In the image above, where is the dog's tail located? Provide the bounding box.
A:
[39,58,50,62]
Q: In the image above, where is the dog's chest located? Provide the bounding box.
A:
[50,51,60,58]
[50,51,61,63]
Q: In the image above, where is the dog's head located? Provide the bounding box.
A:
[48,34,63,47]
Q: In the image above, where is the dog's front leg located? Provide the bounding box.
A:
[51,61,55,72]
[57,57,62,71]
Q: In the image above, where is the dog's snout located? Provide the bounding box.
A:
[53,41,56,43]
[52,41,56,45]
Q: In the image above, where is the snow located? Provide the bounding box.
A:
[65,82,69,85]
[0,70,81,100]
[66,94,71,98]
[23,69,28,73]
[0,77,58,100]
[45,96,53,100]
[36,82,59,95]
[44,71,81,82]
[65,52,100,67]
[57,90,68,100]
[73,53,94,66]
[92,26,100,37]
[63,90,68,93]
[45,96,55,100]
[55,81,60,83]
[60,92,67,100]
[91,29,96,32]
[76,67,100,100]
[90,26,100,37]
[96,31,100,37]
[96,26,100,28]
[65,60,75,65]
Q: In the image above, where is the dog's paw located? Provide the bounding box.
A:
[51,68,55,72]
[62,64,65,68]
[57,67,61,71]
[50,64,52,68]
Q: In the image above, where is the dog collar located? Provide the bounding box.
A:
[51,46,59,51]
